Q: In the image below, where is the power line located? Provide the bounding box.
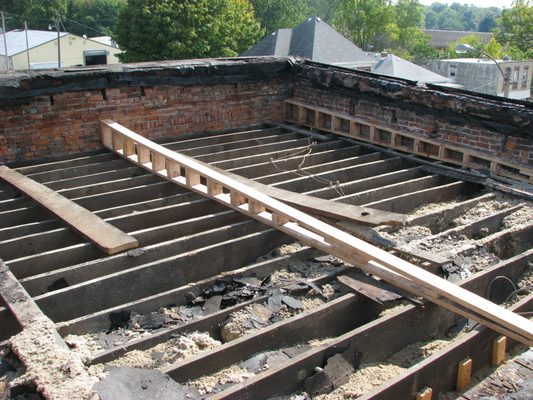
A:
[1,11,111,37]
[62,17,110,37]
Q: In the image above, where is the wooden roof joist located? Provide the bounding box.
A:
[100,119,533,346]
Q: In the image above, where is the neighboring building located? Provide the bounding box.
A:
[424,58,533,100]
[372,53,455,86]
[89,36,119,48]
[0,29,121,71]
[422,29,493,49]
[242,16,377,70]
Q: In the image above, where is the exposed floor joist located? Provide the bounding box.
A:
[1,123,531,400]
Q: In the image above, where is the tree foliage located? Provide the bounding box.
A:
[249,0,309,32]
[440,33,503,59]
[114,0,263,62]
[423,3,503,32]
[496,0,533,58]
[332,0,434,60]
[1,0,68,30]
[64,0,125,36]
[306,0,342,22]
[333,0,396,51]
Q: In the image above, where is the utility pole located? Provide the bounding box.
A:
[24,21,30,69]
[503,67,511,99]
[1,11,8,72]
[56,15,61,68]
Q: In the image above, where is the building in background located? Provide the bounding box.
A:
[0,29,121,71]
[424,58,533,100]
[422,29,493,50]
[242,16,377,70]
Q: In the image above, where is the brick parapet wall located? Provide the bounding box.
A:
[0,59,293,163]
[292,66,533,168]
[1,58,532,169]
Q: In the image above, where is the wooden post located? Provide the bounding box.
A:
[350,120,360,138]
[416,387,432,400]
[167,160,181,179]
[207,179,223,196]
[186,169,201,186]
[137,145,150,165]
[456,357,472,391]
[248,200,265,214]
[100,123,113,148]
[492,336,506,366]
[152,153,165,172]
[272,213,289,226]
[369,126,377,142]
[112,131,124,151]
[123,138,135,157]
[230,191,246,206]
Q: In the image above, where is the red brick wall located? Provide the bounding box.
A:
[293,83,533,168]
[0,81,291,163]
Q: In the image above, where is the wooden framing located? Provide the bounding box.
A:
[283,99,533,183]
[0,166,138,255]
[100,120,533,346]
[456,358,473,391]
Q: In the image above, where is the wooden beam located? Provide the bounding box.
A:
[0,166,138,255]
[282,99,533,184]
[209,165,405,226]
[99,120,533,346]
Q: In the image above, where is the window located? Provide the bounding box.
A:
[449,64,457,78]
[522,66,529,89]
[83,50,108,66]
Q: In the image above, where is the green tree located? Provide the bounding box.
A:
[396,0,423,29]
[483,36,504,59]
[478,14,496,32]
[333,0,395,51]
[437,7,463,30]
[496,0,533,58]
[305,0,342,22]
[249,0,309,32]
[64,0,125,36]
[441,33,503,59]
[2,0,68,30]
[424,9,438,28]
[392,1,436,60]
[114,0,263,62]
[460,8,477,31]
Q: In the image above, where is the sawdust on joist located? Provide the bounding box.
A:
[9,319,98,400]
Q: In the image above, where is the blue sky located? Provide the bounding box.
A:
[418,0,514,8]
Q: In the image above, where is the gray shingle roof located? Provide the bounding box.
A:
[372,54,452,84]
[242,16,375,64]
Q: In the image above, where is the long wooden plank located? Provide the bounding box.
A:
[100,120,533,345]
[0,166,138,255]
[207,165,405,226]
